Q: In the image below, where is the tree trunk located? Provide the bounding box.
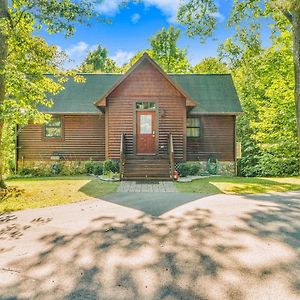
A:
[0,0,8,188]
[292,13,300,173]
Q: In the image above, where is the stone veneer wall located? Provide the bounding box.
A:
[176,161,236,176]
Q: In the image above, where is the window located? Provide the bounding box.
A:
[44,116,63,138]
[136,102,156,110]
[140,115,152,134]
[187,118,201,138]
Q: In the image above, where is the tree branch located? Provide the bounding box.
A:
[281,10,293,23]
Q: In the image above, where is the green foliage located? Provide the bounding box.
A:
[177,162,200,177]
[2,124,16,175]
[207,157,218,175]
[121,27,191,74]
[229,31,299,176]
[177,163,190,177]
[192,57,229,74]
[177,0,218,42]
[84,160,95,174]
[149,26,190,73]
[80,45,121,73]
[121,50,152,73]
[0,0,97,182]
[93,162,103,176]
[84,160,104,175]
[103,159,119,175]
[19,161,93,177]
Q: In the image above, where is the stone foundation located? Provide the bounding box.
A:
[177,161,236,176]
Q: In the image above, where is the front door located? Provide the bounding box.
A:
[136,111,156,155]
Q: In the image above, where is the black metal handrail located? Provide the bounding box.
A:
[169,133,175,179]
[120,133,126,179]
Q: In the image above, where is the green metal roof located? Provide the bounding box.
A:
[169,74,242,114]
[40,73,242,114]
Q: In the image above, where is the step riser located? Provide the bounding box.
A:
[122,158,171,180]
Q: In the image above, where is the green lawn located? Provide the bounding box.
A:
[1,176,119,212]
[175,176,300,194]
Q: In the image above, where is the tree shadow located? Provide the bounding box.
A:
[0,209,231,299]
[1,192,300,299]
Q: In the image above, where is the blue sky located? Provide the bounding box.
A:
[39,0,267,69]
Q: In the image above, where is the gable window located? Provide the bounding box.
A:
[136,102,156,110]
[44,115,63,138]
[187,118,201,138]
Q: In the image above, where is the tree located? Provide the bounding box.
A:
[80,45,121,73]
[149,26,190,73]
[121,27,190,74]
[178,0,300,171]
[121,50,152,73]
[192,57,228,74]
[0,0,95,188]
[220,29,298,176]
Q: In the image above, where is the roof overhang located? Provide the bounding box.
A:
[94,53,197,110]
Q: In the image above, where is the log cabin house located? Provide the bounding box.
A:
[17,53,243,180]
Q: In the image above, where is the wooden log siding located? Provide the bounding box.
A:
[187,115,235,161]
[18,115,105,162]
[106,59,186,160]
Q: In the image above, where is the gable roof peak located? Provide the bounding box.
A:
[94,52,197,108]
[142,52,150,58]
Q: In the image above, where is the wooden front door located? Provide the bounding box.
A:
[136,111,156,155]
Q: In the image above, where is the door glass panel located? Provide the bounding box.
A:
[140,115,152,134]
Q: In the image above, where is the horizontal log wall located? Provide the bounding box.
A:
[107,59,186,160]
[18,114,105,162]
[187,115,235,161]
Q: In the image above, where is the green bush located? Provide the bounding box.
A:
[177,162,201,177]
[84,160,103,175]
[59,162,85,176]
[103,159,119,175]
[177,163,190,177]
[84,160,95,174]
[93,162,103,175]
[19,165,53,177]
[188,162,200,175]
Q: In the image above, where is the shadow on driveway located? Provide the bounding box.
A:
[100,192,206,216]
[1,192,300,299]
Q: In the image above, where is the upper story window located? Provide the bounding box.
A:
[187,118,201,138]
[136,102,156,110]
[44,115,63,138]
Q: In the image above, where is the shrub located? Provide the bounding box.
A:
[19,165,53,177]
[177,163,190,177]
[103,159,119,175]
[84,160,95,174]
[93,162,103,175]
[59,162,85,176]
[188,162,200,175]
[177,162,201,177]
[84,160,103,175]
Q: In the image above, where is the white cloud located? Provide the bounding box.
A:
[94,0,124,16]
[94,1,224,24]
[95,0,181,23]
[131,13,141,24]
[110,50,134,66]
[59,42,97,69]
[143,0,181,23]
[210,11,225,23]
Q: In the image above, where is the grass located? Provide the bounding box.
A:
[1,176,119,212]
[175,176,300,194]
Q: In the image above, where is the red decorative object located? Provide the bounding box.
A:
[173,170,179,181]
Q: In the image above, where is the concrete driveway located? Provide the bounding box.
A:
[0,191,300,300]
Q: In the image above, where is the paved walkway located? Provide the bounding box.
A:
[117,180,177,192]
[0,191,300,299]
